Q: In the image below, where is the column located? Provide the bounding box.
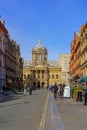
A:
[40,70,42,79]
[36,70,37,79]
[45,70,47,79]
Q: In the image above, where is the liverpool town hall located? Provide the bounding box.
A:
[23,39,62,89]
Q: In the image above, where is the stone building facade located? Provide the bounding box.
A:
[80,23,87,77]
[23,39,62,88]
[70,23,87,82]
[70,31,81,81]
[5,39,23,88]
[58,54,70,85]
[0,20,9,87]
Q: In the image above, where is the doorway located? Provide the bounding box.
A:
[37,82,40,89]
[42,82,44,88]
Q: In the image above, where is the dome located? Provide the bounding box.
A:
[33,39,47,51]
[35,39,43,48]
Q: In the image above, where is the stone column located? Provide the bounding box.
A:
[36,70,37,79]
[40,70,42,79]
[45,70,47,79]
[44,70,46,79]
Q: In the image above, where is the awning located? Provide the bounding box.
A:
[80,76,87,82]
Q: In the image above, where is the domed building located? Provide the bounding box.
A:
[23,39,62,88]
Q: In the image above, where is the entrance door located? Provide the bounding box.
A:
[42,82,44,88]
[33,82,36,90]
[37,82,40,89]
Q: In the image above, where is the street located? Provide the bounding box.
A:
[1,90,87,130]
[0,89,48,130]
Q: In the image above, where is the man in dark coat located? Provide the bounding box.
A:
[29,84,33,95]
[53,83,58,99]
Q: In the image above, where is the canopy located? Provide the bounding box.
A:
[80,76,87,82]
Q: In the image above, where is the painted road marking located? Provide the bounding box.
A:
[39,92,49,130]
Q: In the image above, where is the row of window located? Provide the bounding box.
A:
[24,74,58,79]
[49,74,58,79]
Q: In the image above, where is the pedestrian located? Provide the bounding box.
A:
[29,84,33,95]
[2,85,5,93]
[50,84,54,92]
[48,84,51,91]
[5,84,8,92]
[53,82,58,99]
[57,84,60,96]
[24,84,27,95]
[60,85,64,97]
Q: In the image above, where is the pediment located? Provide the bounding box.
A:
[35,65,44,68]
[30,63,48,69]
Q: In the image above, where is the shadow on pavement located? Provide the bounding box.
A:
[0,95,24,103]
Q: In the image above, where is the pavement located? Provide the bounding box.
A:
[45,92,87,130]
[56,96,87,130]
[45,92,65,130]
[1,90,87,130]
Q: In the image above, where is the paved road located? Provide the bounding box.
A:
[0,89,48,130]
[1,90,87,130]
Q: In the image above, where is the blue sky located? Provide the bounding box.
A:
[0,0,87,60]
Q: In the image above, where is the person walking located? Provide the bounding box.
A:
[24,84,27,95]
[29,84,33,95]
[2,85,5,94]
[57,84,60,96]
[53,83,58,99]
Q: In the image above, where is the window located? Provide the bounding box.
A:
[38,75,40,79]
[34,75,36,79]
[38,54,41,61]
[52,74,54,79]
[28,74,30,79]
[24,74,26,79]
[42,75,44,79]
[56,74,58,79]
